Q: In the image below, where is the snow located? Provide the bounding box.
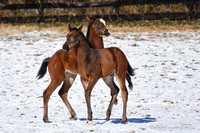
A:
[0,30,200,133]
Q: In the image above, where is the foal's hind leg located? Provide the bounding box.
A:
[103,76,119,120]
[103,76,119,105]
[117,76,128,124]
[58,74,77,120]
[43,79,63,123]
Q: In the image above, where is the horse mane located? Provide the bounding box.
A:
[71,27,94,48]
[80,31,94,48]
[86,16,101,40]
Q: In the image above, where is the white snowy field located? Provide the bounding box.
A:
[0,29,200,133]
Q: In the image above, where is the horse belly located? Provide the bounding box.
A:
[99,50,115,77]
[64,61,77,74]
[101,59,115,77]
[63,51,77,74]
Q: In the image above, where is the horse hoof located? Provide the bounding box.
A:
[106,118,110,121]
[43,118,51,123]
[74,117,78,120]
[121,121,126,124]
[88,118,92,121]
[129,85,133,90]
[69,115,78,120]
[122,117,127,124]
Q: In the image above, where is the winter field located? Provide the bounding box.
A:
[0,29,200,133]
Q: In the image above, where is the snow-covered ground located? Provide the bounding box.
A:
[0,30,200,133]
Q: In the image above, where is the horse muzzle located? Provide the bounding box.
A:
[62,44,69,51]
[104,29,110,37]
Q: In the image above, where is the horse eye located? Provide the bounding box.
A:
[96,22,100,26]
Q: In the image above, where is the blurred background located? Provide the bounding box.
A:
[0,0,199,23]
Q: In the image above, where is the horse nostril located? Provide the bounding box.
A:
[105,29,110,36]
[62,44,69,51]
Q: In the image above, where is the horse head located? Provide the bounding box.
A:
[87,16,110,37]
[63,24,83,51]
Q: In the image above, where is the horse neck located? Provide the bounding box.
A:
[78,35,91,51]
[88,27,104,49]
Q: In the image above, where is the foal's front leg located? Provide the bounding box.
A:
[81,77,98,121]
[58,74,77,120]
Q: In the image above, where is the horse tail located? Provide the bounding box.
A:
[36,57,50,79]
[126,73,133,90]
[126,61,135,90]
[127,61,135,76]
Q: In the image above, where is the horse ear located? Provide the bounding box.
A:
[78,24,83,32]
[68,24,72,31]
[86,16,94,22]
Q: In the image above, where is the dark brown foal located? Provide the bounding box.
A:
[37,17,121,123]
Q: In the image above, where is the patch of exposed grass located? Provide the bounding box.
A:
[0,19,199,35]
[0,22,89,35]
[108,19,200,32]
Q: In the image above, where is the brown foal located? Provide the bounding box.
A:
[62,25,134,123]
[37,17,134,123]
[86,16,133,92]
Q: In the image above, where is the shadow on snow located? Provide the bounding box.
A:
[111,117,157,124]
[79,117,157,124]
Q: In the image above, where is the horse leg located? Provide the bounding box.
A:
[58,74,77,120]
[103,76,119,121]
[103,76,119,105]
[43,79,63,123]
[117,75,128,124]
[81,77,98,121]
